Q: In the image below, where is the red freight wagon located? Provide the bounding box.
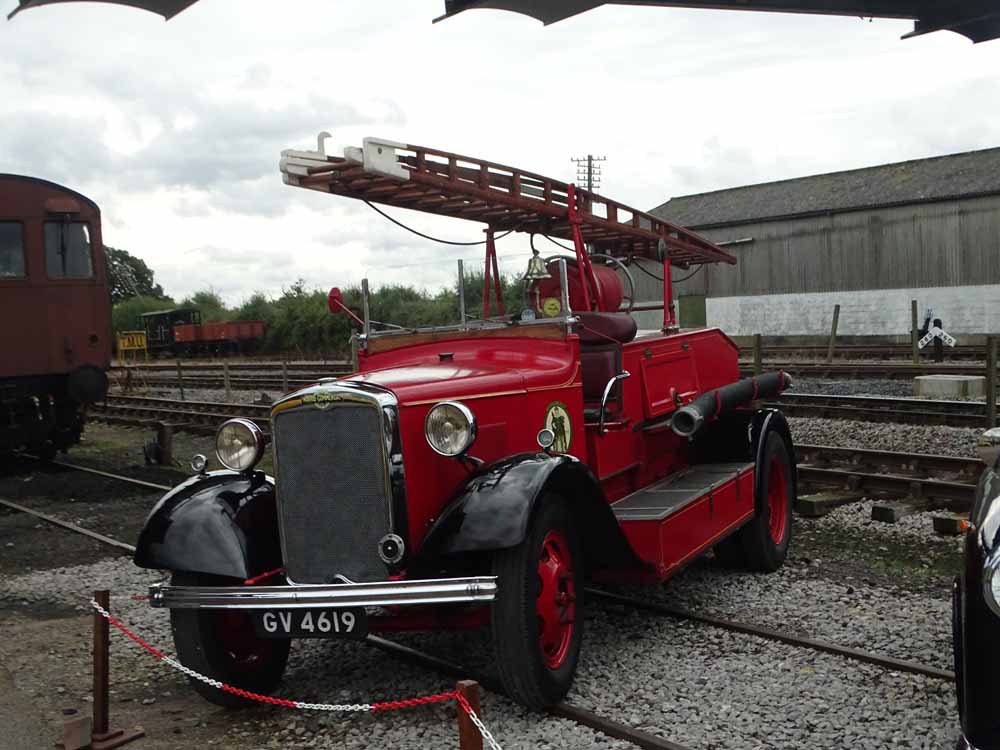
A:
[135,136,795,710]
[172,323,203,344]
[141,309,265,355]
[0,174,111,455]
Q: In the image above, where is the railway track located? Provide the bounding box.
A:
[89,396,985,505]
[796,443,980,506]
[740,361,998,379]
[770,392,989,428]
[113,359,996,383]
[90,395,271,436]
[737,343,988,362]
[110,361,352,373]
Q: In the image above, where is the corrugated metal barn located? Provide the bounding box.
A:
[641,147,1000,339]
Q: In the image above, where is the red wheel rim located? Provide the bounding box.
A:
[766,457,788,545]
[215,611,276,673]
[536,530,576,670]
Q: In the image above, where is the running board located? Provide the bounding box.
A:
[613,462,755,578]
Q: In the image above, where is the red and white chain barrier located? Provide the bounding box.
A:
[90,599,502,749]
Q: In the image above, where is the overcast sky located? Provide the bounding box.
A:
[3,1,999,303]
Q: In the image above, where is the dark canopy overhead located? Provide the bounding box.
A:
[436,0,1000,42]
[7,0,196,20]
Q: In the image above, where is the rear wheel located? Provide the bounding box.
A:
[738,432,794,572]
[491,497,583,709]
[169,572,290,708]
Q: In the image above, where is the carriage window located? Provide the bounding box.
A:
[44,221,93,278]
[0,223,26,277]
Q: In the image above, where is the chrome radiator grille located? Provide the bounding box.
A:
[273,402,391,583]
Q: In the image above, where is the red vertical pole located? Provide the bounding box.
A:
[662,254,676,330]
[93,589,110,737]
[482,229,492,320]
[566,184,595,312]
[456,681,483,750]
[489,230,504,316]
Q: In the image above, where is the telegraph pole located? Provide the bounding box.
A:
[571,154,606,191]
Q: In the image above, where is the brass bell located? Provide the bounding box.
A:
[523,248,551,281]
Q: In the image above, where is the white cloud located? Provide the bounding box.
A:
[2,0,999,304]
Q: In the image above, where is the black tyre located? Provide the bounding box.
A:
[491,497,583,709]
[169,572,290,708]
[735,432,794,572]
[713,532,747,568]
[952,579,965,717]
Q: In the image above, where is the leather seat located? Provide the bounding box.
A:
[581,344,620,403]
[577,312,637,345]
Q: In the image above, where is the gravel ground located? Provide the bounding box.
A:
[0,409,969,749]
[791,377,994,403]
[787,416,982,458]
[0,499,962,750]
[792,378,918,399]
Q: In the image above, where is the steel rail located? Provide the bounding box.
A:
[0,498,138,554]
[46,457,174,491]
[110,362,351,373]
[106,395,271,415]
[737,344,989,361]
[768,392,987,428]
[365,635,695,750]
[797,444,982,477]
[740,362,998,379]
[587,589,955,682]
[130,375,319,390]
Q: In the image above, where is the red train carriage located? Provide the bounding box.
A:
[134,137,795,709]
[0,175,111,456]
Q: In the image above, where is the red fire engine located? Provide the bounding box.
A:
[134,136,795,709]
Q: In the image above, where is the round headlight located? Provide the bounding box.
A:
[215,418,265,472]
[424,401,476,457]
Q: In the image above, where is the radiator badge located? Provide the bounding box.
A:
[302,392,344,411]
[544,401,571,453]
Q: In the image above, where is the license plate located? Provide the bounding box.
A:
[252,608,368,639]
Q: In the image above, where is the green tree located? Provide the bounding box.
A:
[179,289,230,323]
[234,292,273,323]
[105,246,165,304]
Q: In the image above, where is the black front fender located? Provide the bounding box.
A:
[750,409,797,511]
[416,452,639,571]
[133,470,281,581]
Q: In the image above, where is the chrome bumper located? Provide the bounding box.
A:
[149,576,498,610]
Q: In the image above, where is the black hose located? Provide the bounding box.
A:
[671,371,792,437]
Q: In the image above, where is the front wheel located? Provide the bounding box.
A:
[491,497,583,709]
[169,572,290,708]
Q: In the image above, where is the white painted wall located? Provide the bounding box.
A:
[706,285,1000,336]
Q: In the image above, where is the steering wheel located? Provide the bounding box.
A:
[542,253,636,314]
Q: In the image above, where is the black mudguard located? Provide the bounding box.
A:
[416,452,639,571]
[133,470,281,581]
[749,409,797,512]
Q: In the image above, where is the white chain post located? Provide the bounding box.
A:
[462,705,504,750]
[89,599,503,748]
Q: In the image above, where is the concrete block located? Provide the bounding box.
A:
[58,716,92,750]
[871,500,930,523]
[914,375,986,400]
[796,491,863,518]
[932,513,971,536]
